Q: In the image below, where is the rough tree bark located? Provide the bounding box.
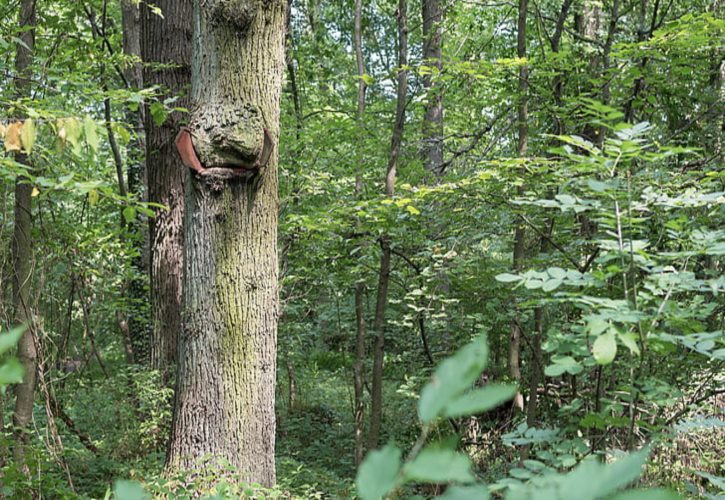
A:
[11,0,37,474]
[165,0,286,486]
[141,0,192,371]
[352,0,367,466]
[421,0,443,175]
[368,0,407,451]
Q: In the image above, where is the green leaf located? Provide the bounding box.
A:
[0,325,26,355]
[443,384,517,418]
[440,485,490,500]
[547,267,567,279]
[618,332,641,356]
[113,480,150,500]
[403,448,475,484]
[543,279,563,292]
[496,273,520,283]
[592,331,617,365]
[150,102,169,127]
[505,448,650,500]
[123,206,137,223]
[84,116,98,152]
[419,336,488,423]
[356,444,402,500]
[608,489,680,500]
[0,358,24,386]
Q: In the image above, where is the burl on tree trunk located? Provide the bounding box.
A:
[165,0,285,487]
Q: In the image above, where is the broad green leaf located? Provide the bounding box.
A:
[123,206,137,223]
[440,485,490,500]
[84,116,98,152]
[609,489,680,500]
[443,384,517,418]
[593,331,617,365]
[403,448,475,484]
[150,102,169,127]
[0,325,26,355]
[496,273,520,283]
[113,480,150,500]
[0,358,24,386]
[356,444,402,500]
[505,448,650,500]
[547,267,567,279]
[419,336,488,423]
[619,332,641,356]
[543,278,563,292]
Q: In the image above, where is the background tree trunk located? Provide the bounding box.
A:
[352,0,367,466]
[421,0,443,175]
[165,0,286,487]
[141,0,192,372]
[508,0,528,413]
[11,0,37,475]
[368,0,407,451]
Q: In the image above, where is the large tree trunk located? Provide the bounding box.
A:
[421,0,443,175]
[165,0,286,486]
[11,0,37,475]
[368,0,407,451]
[141,0,192,372]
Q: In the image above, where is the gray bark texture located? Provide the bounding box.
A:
[165,0,286,487]
[141,0,192,371]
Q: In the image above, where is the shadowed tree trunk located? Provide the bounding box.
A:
[368,0,407,451]
[165,0,286,486]
[11,0,37,475]
[141,0,192,372]
[421,0,443,175]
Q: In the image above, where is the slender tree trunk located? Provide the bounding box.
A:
[141,0,192,372]
[165,0,286,486]
[352,0,368,466]
[509,0,528,413]
[421,0,443,175]
[11,0,37,475]
[368,0,407,451]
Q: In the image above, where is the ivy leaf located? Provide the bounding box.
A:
[593,331,617,364]
[404,448,475,484]
[356,444,402,500]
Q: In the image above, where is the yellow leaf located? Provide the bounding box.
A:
[0,123,6,138]
[21,118,35,153]
[57,119,67,145]
[31,187,39,197]
[88,189,99,206]
[4,122,23,152]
